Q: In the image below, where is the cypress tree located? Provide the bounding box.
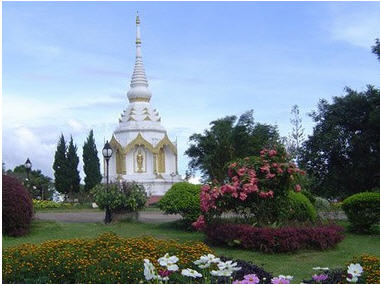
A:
[53,134,70,195]
[67,136,81,199]
[83,130,102,191]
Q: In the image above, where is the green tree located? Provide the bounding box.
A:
[53,134,70,196]
[287,105,305,163]
[67,136,80,199]
[372,38,380,61]
[11,165,55,200]
[185,110,281,182]
[83,130,102,191]
[299,86,380,198]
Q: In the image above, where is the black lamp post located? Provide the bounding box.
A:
[102,141,113,224]
[24,158,32,181]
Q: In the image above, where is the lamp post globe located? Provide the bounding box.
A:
[24,158,32,180]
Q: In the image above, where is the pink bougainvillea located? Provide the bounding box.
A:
[194,148,306,229]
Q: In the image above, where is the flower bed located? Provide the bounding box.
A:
[2,233,212,283]
[205,223,344,253]
[32,199,73,209]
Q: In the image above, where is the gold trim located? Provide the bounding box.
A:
[125,133,155,154]
[129,97,150,103]
[144,116,151,121]
[128,116,136,121]
[154,134,177,155]
[158,147,165,173]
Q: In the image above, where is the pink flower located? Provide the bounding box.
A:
[238,168,246,176]
[260,165,270,173]
[277,168,283,174]
[267,190,274,198]
[259,192,267,198]
[232,176,239,183]
[272,163,278,168]
[192,215,206,231]
[312,274,328,282]
[239,192,248,201]
[229,162,237,168]
[294,184,301,192]
[271,276,290,284]
[266,173,276,179]
[248,184,258,193]
[243,274,260,284]
[268,149,277,157]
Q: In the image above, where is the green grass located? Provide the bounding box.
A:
[3,220,380,282]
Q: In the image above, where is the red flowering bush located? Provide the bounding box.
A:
[2,175,34,236]
[193,148,307,229]
[205,223,344,253]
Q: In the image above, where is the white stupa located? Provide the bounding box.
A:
[106,14,182,196]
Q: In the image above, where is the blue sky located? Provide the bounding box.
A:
[3,1,380,181]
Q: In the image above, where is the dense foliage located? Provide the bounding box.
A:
[6,165,54,200]
[33,199,72,209]
[91,182,147,214]
[2,233,213,283]
[53,134,71,196]
[342,192,380,233]
[159,182,201,227]
[2,175,34,237]
[185,110,281,182]
[373,38,380,61]
[193,148,308,228]
[300,86,380,198]
[82,129,102,192]
[287,191,317,223]
[66,136,81,198]
[205,223,344,253]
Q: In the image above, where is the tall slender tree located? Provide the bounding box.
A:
[67,136,81,199]
[53,134,70,195]
[287,105,305,163]
[83,130,102,191]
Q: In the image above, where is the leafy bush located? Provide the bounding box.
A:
[287,191,317,223]
[159,182,201,226]
[301,189,316,205]
[33,199,72,209]
[315,197,331,212]
[342,192,380,232]
[2,175,34,237]
[91,182,147,214]
[205,223,344,253]
[2,233,213,283]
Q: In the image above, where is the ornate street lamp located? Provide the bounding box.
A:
[24,158,32,181]
[102,141,113,224]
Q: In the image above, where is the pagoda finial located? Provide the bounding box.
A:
[127,13,152,103]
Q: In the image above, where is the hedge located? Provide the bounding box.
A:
[205,223,344,253]
[287,191,317,223]
[342,192,380,232]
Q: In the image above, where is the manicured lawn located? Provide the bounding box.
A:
[3,220,379,282]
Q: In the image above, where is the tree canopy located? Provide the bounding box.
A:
[185,110,281,182]
[372,38,380,61]
[83,130,102,191]
[67,136,81,198]
[299,86,380,198]
[53,134,70,196]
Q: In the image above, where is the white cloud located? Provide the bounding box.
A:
[67,119,85,132]
[330,6,380,48]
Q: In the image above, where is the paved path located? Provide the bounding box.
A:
[35,211,181,223]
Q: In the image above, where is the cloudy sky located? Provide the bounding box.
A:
[3,1,380,180]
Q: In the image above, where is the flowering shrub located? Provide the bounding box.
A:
[2,175,34,237]
[348,255,380,284]
[32,199,72,209]
[205,223,344,253]
[194,149,308,229]
[2,233,212,283]
[91,181,147,214]
[342,192,380,233]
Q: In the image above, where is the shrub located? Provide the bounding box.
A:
[287,191,317,223]
[2,175,34,237]
[91,182,147,214]
[205,223,344,253]
[301,189,316,205]
[159,182,201,226]
[342,192,380,232]
[195,148,308,229]
[2,233,213,283]
[33,199,72,209]
[315,196,331,212]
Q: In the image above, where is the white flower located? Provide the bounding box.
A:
[181,268,203,278]
[210,260,241,277]
[279,275,293,280]
[347,276,358,283]
[313,267,329,271]
[194,254,220,269]
[143,259,156,281]
[167,264,179,272]
[347,263,363,277]
[158,253,179,267]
